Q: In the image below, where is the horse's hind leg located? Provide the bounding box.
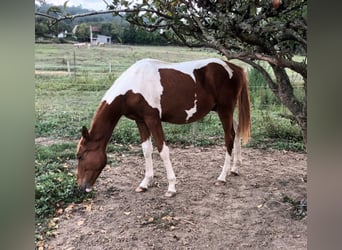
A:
[135,121,154,192]
[231,119,242,175]
[216,109,235,185]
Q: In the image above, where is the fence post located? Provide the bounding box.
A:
[73,50,76,80]
[109,62,112,73]
[67,61,70,76]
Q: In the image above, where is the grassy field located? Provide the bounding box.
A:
[35,43,304,147]
[36,44,228,139]
[35,44,305,241]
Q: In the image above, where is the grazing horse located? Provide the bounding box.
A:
[76,58,250,197]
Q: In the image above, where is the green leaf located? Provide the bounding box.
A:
[47,6,63,14]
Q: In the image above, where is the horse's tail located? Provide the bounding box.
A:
[237,68,251,144]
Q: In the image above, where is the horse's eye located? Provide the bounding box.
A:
[77,154,82,160]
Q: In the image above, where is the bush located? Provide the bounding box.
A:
[249,111,305,151]
[262,112,302,140]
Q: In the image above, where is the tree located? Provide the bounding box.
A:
[74,23,90,42]
[35,20,50,38]
[35,0,307,143]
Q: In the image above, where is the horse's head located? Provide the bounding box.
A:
[76,126,107,192]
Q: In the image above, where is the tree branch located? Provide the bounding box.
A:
[35,9,117,21]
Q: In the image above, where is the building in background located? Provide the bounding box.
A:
[90,25,111,45]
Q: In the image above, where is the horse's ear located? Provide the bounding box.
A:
[81,126,90,140]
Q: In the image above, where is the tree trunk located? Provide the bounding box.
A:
[271,65,307,145]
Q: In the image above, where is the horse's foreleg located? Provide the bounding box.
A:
[135,121,154,193]
[136,138,154,192]
[145,117,176,197]
[159,142,176,197]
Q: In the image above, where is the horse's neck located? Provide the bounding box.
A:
[89,101,122,148]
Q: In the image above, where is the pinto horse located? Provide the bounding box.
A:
[76,58,250,197]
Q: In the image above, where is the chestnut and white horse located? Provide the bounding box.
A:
[76,58,250,197]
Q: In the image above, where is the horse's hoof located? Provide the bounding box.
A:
[135,186,147,193]
[164,191,176,197]
[229,171,239,176]
[215,180,226,186]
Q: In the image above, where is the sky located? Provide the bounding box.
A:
[38,0,108,11]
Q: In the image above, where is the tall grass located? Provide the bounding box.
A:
[248,66,281,108]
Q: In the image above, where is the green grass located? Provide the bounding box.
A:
[35,44,305,241]
[35,142,93,238]
[248,110,305,151]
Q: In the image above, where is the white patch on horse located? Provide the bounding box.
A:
[217,150,231,182]
[139,138,154,189]
[102,59,164,116]
[101,58,233,117]
[159,143,176,194]
[185,95,198,121]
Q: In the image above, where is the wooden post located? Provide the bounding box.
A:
[73,50,76,80]
[90,25,93,44]
[109,62,112,73]
[67,61,70,76]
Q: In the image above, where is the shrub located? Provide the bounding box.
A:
[262,112,302,141]
[249,111,305,151]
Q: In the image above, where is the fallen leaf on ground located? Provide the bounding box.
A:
[65,204,74,213]
[77,220,84,226]
[85,204,92,212]
[162,215,174,222]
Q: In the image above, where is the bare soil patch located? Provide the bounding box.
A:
[45,145,307,249]
[35,70,69,76]
[35,137,77,146]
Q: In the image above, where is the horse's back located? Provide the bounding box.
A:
[102,58,238,122]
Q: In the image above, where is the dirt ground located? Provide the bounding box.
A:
[44,144,307,250]
[35,70,70,76]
